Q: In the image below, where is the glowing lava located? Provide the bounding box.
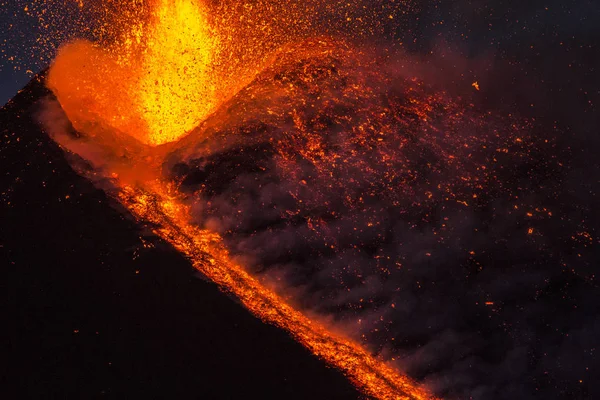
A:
[47,0,223,146]
[119,180,434,400]
[136,0,220,145]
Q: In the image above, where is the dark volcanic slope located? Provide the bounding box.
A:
[0,76,362,399]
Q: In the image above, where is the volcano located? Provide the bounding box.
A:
[2,1,600,398]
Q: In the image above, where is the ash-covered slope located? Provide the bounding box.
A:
[0,75,363,399]
[159,40,599,400]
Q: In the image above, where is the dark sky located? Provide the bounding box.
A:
[0,3,34,106]
[2,0,599,107]
[0,0,91,106]
[0,66,28,107]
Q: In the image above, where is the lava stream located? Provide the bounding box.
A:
[117,180,435,400]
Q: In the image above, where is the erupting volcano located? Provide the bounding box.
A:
[3,0,599,399]
[41,1,439,397]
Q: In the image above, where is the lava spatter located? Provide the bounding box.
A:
[44,35,439,399]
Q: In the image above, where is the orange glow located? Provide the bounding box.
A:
[43,0,439,393]
[47,0,227,146]
[46,35,443,399]
[136,0,220,145]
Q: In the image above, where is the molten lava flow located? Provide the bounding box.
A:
[118,180,435,400]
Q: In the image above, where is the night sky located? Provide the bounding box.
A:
[0,65,26,107]
[2,1,600,399]
[1,0,96,106]
[1,2,39,106]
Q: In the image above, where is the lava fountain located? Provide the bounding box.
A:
[47,0,224,145]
